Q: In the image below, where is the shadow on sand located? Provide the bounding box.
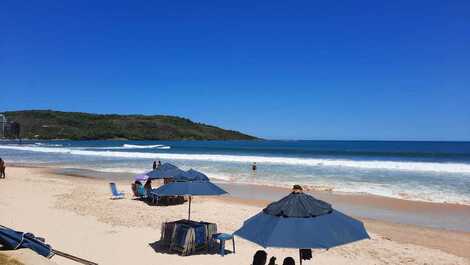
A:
[148,240,233,256]
[132,197,186,207]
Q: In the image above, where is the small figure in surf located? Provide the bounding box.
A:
[153,161,157,170]
[158,160,162,168]
[252,162,257,172]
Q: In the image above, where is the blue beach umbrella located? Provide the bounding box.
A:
[173,169,210,182]
[235,187,369,263]
[0,226,98,265]
[0,226,53,258]
[150,181,227,220]
[134,163,185,181]
[146,162,185,180]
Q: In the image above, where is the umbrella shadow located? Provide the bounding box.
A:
[143,197,187,207]
[148,240,222,256]
[130,197,186,207]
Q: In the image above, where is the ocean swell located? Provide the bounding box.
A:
[1,144,470,174]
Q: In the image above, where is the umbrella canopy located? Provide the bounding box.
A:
[147,163,185,180]
[150,181,227,196]
[150,180,227,220]
[0,226,53,258]
[235,191,369,249]
[0,226,98,265]
[173,169,210,182]
[133,174,148,182]
[263,190,333,217]
[133,163,185,182]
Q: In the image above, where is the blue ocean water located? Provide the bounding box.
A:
[1,140,470,204]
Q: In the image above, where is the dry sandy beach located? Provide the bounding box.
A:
[1,166,469,265]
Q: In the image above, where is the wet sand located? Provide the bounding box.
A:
[217,182,470,232]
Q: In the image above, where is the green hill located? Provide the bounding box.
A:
[3,110,258,140]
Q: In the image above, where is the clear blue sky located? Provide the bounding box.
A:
[1,1,469,140]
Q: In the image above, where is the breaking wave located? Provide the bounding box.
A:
[1,144,470,174]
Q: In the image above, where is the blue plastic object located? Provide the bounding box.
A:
[109,182,124,199]
[212,233,235,256]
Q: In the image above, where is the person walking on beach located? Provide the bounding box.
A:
[153,161,157,170]
[0,158,5,179]
[252,162,257,172]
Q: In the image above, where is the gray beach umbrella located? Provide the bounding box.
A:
[0,226,53,258]
[145,163,185,180]
[235,188,369,262]
[173,169,210,182]
[150,181,227,220]
[0,225,97,265]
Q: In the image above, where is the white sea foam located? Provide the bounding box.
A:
[332,183,470,205]
[122,144,170,149]
[74,144,171,150]
[62,165,470,205]
[34,142,63,147]
[2,144,470,174]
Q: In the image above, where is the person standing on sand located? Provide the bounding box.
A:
[252,162,257,171]
[153,161,157,170]
[0,158,5,179]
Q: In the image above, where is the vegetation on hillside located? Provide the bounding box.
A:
[3,110,257,140]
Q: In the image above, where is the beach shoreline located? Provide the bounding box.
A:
[12,162,470,232]
[3,139,470,207]
[1,166,469,264]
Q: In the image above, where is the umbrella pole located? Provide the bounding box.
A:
[299,249,302,265]
[188,196,192,221]
[52,249,98,265]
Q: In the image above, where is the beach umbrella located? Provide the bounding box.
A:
[234,186,369,263]
[150,181,227,220]
[133,173,148,182]
[0,226,53,258]
[173,169,210,182]
[133,163,184,182]
[0,225,97,265]
[146,163,185,180]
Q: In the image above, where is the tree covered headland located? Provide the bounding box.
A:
[3,110,257,140]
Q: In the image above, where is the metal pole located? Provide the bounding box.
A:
[188,196,192,220]
[52,249,98,265]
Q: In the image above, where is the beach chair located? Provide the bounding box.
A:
[171,221,209,255]
[199,221,218,248]
[171,224,194,256]
[160,222,176,247]
[193,223,208,252]
[109,182,124,199]
[137,184,148,199]
[131,183,139,197]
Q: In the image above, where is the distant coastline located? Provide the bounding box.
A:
[2,109,258,141]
